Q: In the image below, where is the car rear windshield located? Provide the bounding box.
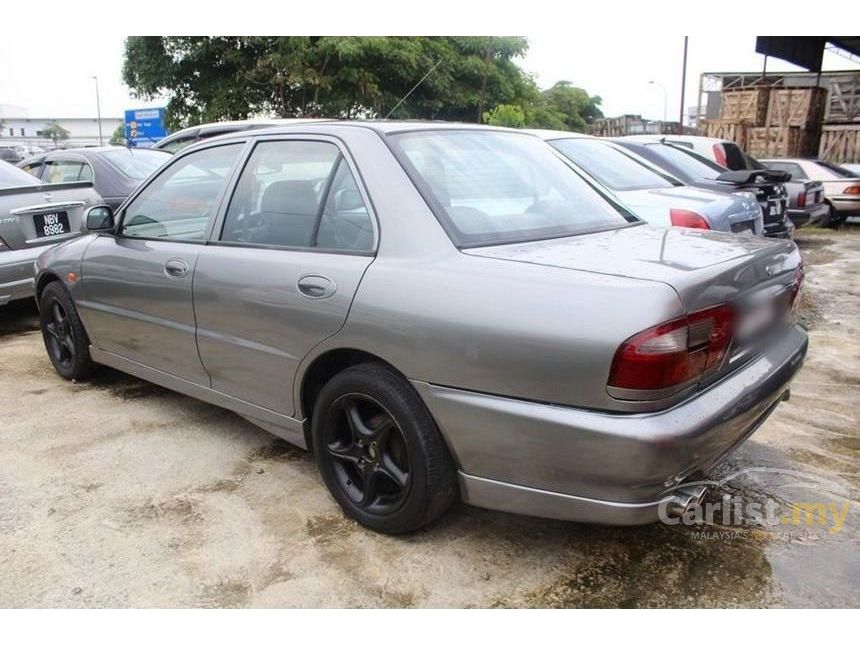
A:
[102,148,170,179]
[814,160,858,178]
[550,138,679,191]
[646,143,724,180]
[0,162,42,188]
[390,130,638,247]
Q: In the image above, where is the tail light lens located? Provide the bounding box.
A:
[608,304,735,397]
[670,209,710,230]
[843,185,860,195]
[712,143,728,168]
[797,191,807,208]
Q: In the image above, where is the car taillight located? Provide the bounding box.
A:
[712,143,728,168]
[843,185,860,195]
[797,191,807,208]
[670,209,710,230]
[608,303,735,397]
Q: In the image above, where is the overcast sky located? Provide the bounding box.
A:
[1,35,857,121]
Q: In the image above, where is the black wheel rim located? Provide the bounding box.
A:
[324,393,411,515]
[44,299,75,369]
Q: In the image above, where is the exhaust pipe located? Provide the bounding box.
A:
[664,485,708,518]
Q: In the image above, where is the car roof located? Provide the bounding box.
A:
[524,129,594,141]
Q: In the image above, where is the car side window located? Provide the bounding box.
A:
[44,160,91,183]
[21,162,44,178]
[120,143,242,242]
[221,140,374,252]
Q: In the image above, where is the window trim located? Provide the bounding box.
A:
[207,134,379,257]
[113,139,249,245]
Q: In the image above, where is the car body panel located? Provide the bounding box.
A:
[760,158,860,217]
[35,121,808,525]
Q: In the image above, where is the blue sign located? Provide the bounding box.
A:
[124,107,167,147]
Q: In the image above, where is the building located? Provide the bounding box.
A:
[0,105,122,148]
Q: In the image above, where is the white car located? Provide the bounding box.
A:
[621,134,747,170]
[529,131,763,235]
[759,158,860,226]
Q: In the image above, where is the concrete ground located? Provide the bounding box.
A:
[0,228,857,608]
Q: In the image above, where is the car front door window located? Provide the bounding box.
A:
[120,144,242,242]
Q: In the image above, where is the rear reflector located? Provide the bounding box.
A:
[608,303,735,396]
[797,191,807,208]
[670,208,710,230]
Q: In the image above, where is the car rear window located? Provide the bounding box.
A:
[102,148,170,179]
[814,160,857,178]
[722,143,748,170]
[646,143,724,180]
[390,130,638,247]
[551,138,679,191]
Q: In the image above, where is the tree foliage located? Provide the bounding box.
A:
[109,124,126,146]
[123,37,535,129]
[483,104,526,128]
[41,121,70,146]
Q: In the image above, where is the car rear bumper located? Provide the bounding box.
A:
[831,195,860,214]
[788,203,829,228]
[412,324,808,525]
[0,244,44,305]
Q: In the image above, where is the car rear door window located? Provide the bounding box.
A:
[763,161,807,180]
[221,140,374,252]
[120,143,242,241]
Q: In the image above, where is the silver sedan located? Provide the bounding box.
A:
[34,122,808,534]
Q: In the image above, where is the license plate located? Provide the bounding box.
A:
[33,211,70,238]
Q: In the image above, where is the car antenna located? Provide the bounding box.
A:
[384,59,443,119]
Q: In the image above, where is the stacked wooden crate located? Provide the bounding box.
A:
[704,85,827,158]
[819,74,860,163]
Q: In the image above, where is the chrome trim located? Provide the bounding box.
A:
[9,201,85,215]
[25,232,80,244]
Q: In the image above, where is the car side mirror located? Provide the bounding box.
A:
[86,205,115,231]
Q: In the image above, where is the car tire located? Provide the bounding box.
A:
[312,362,458,534]
[824,203,845,229]
[39,281,96,380]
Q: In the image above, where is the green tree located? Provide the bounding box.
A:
[109,124,127,146]
[483,104,526,128]
[41,121,70,147]
[122,37,533,128]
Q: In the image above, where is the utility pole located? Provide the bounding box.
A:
[679,37,688,134]
[92,76,103,146]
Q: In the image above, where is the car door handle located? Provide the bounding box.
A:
[297,274,336,299]
[164,258,190,278]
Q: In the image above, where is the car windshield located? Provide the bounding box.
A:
[0,161,43,188]
[551,138,679,191]
[390,130,638,247]
[646,143,724,180]
[815,160,858,178]
[102,148,170,179]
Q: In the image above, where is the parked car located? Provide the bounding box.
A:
[615,136,793,238]
[18,147,170,210]
[153,118,329,153]
[758,158,860,227]
[35,122,807,534]
[0,145,22,164]
[531,130,763,235]
[0,162,102,306]
[658,135,828,229]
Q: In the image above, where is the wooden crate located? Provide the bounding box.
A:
[719,87,770,125]
[747,126,802,158]
[702,120,749,149]
[819,124,860,163]
[824,75,860,123]
[767,87,827,128]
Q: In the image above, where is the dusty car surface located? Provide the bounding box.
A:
[34,122,808,534]
[0,162,102,306]
[759,157,860,226]
[530,130,763,234]
[18,147,170,210]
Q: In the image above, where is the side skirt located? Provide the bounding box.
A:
[89,345,307,449]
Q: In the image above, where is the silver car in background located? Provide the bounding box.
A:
[530,131,763,234]
[35,122,807,534]
[0,163,102,306]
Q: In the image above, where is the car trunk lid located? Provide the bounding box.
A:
[0,182,94,251]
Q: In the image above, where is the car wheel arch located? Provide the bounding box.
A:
[35,272,62,303]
